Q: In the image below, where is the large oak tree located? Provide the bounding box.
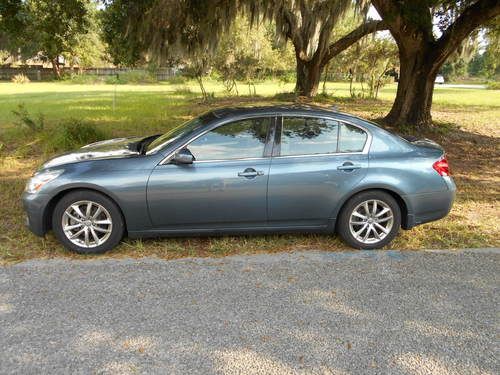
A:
[372,0,500,127]
[247,0,387,96]
[104,0,387,97]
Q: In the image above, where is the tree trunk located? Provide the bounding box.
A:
[51,58,62,79]
[196,75,207,101]
[385,48,439,128]
[295,58,322,97]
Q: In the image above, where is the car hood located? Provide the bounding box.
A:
[41,137,142,169]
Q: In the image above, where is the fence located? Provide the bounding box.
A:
[0,67,178,81]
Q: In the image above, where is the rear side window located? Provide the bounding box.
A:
[280,117,368,155]
[338,123,367,152]
[281,117,339,156]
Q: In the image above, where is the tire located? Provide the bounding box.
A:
[52,190,125,254]
[337,190,401,250]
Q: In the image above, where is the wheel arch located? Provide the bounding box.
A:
[42,186,128,234]
[333,187,410,230]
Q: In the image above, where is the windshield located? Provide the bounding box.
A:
[146,113,214,153]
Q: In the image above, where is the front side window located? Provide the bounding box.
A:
[281,117,339,156]
[187,117,270,161]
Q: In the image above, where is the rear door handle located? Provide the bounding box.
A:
[337,163,362,171]
[238,168,264,178]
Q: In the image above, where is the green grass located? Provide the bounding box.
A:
[0,80,499,263]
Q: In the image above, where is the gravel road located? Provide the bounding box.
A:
[1,249,499,375]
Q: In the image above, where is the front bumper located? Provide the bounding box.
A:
[22,192,51,236]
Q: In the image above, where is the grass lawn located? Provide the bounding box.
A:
[0,80,499,263]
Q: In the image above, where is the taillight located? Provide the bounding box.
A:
[433,156,451,176]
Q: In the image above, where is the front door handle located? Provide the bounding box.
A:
[337,162,362,171]
[238,168,264,178]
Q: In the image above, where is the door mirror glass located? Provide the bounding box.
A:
[171,148,194,164]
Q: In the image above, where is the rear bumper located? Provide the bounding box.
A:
[403,177,456,228]
[22,192,50,237]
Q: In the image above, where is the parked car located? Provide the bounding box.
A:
[435,75,445,84]
[22,105,455,253]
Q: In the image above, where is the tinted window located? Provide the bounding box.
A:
[281,117,339,156]
[338,123,367,152]
[146,112,215,153]
[187,118,270,161]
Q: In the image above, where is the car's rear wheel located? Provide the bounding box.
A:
[337,190,401,250]
[52,190,124,254]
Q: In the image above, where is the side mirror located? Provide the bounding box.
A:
[171,148,194,164]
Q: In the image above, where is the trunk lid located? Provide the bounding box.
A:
[400,135,444,157]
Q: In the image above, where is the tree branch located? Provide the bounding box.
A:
[321,20,388,66]
[436,0,500,61]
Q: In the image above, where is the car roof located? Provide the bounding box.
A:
[210,104,338,118]
[209,104,372,127]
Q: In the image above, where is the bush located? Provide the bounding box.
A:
[113,71,158,84]
[278,71,296,84]
[62,73,107,84]
[164,75,189,84]
[11,74,30,84]
[486,81,500,90]
[62,71,159,85]
[12,104,44,132]
[43,120,107,152]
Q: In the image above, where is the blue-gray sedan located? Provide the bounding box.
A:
[22,105,456,253]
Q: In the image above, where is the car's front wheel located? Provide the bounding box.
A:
[337,190,401,250]
[52,190,125,254]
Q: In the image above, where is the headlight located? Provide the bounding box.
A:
[25,170,63,194]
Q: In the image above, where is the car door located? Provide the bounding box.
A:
[147,116,275,229]
[267,115,369,228]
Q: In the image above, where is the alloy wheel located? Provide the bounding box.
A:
[348,199,394,245]
[61,200,113,248]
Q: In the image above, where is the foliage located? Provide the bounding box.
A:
[43,119,107,152]
[62,70,158,84]
[0,0,31,56]
[181,49,214,101]
[62,73,105,84]
[164,75,189,85]
[278,71,297,84]
[335,35,397,99]
[114,70,157,84]
[101,0,153,66]
[1,0,99,77]
[440,31,480,81]
[103,0,383,96]
[213,17,295,96]
[68,3,108,68]
[469,19,500,79]
[0,50,10,64]
[12,103,44,132]
[486,81,500,90]
[371,0,500,127]
[11,74,30,84]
